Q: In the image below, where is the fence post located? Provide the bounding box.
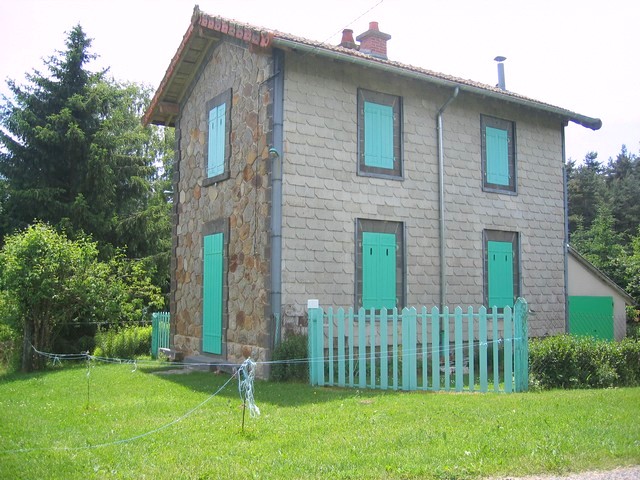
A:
[307,300,322,386]
[151,313,159,358]
[514,298,529,392]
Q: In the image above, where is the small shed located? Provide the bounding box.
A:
[567,246,635,340]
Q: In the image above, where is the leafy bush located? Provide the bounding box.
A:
[93,325,152,359]
[270,334,308,382]
[0,323,20,372]
[529,334,640,389]
[0,223,163,371]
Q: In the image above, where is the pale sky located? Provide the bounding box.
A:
[0,0,638,163]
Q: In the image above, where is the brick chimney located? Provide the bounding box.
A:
[339,29,358,50]
[356,21,391,60]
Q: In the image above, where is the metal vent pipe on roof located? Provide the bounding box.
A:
[494,56,506,90]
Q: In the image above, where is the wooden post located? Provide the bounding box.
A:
[514,298,529,392]
[307,300,322,386]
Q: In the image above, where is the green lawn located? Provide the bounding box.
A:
[0,362,638,480]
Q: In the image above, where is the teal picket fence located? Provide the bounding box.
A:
[307,298,528,393]
[151,312,170,358]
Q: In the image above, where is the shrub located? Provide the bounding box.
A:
[529,334,640,389]
[93,325,152,359]
[270,334,309,382]
[0,223,163,371]
[0,323,20,372]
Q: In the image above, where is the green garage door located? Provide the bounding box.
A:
[568,296,613,340]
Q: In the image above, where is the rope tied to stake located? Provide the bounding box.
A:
[237,358,260,418]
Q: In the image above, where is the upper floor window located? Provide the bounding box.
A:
[205,89,232,185]
[481,115,516,193]
[357,89,403,179]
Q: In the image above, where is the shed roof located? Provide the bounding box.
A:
[144,6,602,130]
[568,245,636,305]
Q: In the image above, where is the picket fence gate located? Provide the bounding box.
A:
[307,298,528,393]
[151,312,170,358]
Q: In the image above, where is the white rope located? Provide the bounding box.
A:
[237,358,260,418]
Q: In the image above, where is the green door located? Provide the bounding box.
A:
[203,233,223,354]
[569,296,614,340]
[362,232,396,310]
[487,240,514,309]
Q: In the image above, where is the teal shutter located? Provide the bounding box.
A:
[207,103,226,177]
[364,101,394,169]
[487,240,514,309]
[363,232,396,309]
[203,233,223,354]
[486,126,509,185]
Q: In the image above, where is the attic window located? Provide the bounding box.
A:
[204,89,232,185]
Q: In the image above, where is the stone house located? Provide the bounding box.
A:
[144,7,601,376]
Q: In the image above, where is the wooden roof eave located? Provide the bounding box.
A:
[143,22,220,126]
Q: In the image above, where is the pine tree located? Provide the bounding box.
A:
[567,152,607,233]
[0,25,165,258]
[606,146,640,243]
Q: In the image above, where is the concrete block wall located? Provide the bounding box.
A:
[280,51,566,338]
[172,40,273,373]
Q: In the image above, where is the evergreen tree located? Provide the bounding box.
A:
[606,146,640,243]
[0,25,165,256]
[567,152,607,233]
[570,203,628,289]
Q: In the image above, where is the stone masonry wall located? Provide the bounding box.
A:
[173,39,273,376]
[280,51,566,338]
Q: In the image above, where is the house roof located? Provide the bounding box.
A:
[568,245,636,305]
[143,6,602,130]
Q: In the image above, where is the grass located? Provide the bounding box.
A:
[0,362,639,480]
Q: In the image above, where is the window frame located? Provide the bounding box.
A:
[481,114,516,194]
[355,218,405,311]
[204,89,232,186]
[482,229,520,311]
[357,88,403,180]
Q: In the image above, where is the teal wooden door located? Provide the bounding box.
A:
[362,232,396,309]
[203,233,223,354]
[487,240,514,309]
[569,296,613,340]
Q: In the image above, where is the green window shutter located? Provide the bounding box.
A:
[203,233,223,354]
[486,126,509,186]
[364,101,394,169]
[487,240,514,309]
[363,232,396,310]
[207,103,226,177]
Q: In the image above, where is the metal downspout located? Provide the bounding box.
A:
[270,49,284,347]
[562,126,569,333]
[436,87,459,310]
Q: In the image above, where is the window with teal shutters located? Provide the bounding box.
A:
[207,103,226,178]
[485,126,509,186]
[481,115,515,193]
[204,89,231,184]
[487,240,514,309]
[362,232,396,310]
[357,89,402,179]
[364,101,394,169]
[203,233,223,354]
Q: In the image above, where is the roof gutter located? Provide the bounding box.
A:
[271,38,602,130]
